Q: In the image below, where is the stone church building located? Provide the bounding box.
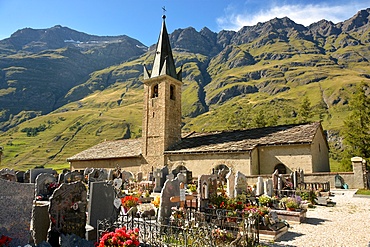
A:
[67,16,330,178]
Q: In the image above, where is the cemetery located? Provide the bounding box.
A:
[1,163,360,247]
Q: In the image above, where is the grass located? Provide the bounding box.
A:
[355,189,370,196]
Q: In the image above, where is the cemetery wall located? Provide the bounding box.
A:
[167,152,252,177]
[310,130,330,172]
[258,144,313,174]
[70,157,142,172]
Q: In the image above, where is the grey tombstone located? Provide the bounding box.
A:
[24,170,30,183]
[278,174,284,190]
[0,179,34,246]
[293,170,298,189]
[166,173,175,181]
[264,179,273,197]
[35,173,57,200]
[256,176,264,196]
[87,181,117,241]
[121,170,133,182]
[64,171,84,183]
[30,168,56,183]
[48,181,87,246]
[198,174,218,209]
[16,171,25,183]
[153,166,169,193]
[88,168,108,184]
[234,171,248,196]
[0,168,17,181]
[158,176,180,223]
[272,169,279,191]
[137,172,143,182]
[226,169,235,198]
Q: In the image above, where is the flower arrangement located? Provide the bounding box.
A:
[151,196,160,208]
[170,207,185,220]
[243,205,269,218]
[258,194,272,206]
[97,227,140,247]
[187,183,197,193]
[212,228,234,244]
[284,196,301,210]
[0,235,12,247]
[121,195,140,209]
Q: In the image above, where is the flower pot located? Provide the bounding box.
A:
[287,207,296,211]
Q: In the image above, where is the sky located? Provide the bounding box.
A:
[0,0,369,46]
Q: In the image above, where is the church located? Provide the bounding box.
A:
[67,15,330,178]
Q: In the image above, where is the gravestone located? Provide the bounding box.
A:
[35,173,57,200]
[198,174,218,209]
[234,171,248,196]
[64,171,84,183]
[264,179,273,197]
[166,173,174,181]
[16,171,25,183]
[226,169,235,198]
[0,168,16,181]
[88,168,108,184]
[48,181,87,246]
[0,179,34,246]
[24,170,30,183]
[272,169,279,192]
[153,166,169,193]
[158,176,180,223]
[256,176,264,196]
[137,172,143,182]
[121,170,133,182]
[30,168,56,183]
[87,181,117,241]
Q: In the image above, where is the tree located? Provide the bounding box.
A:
[342,82,370,169]
[298,96,312,123]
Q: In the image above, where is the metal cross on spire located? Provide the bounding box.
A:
[162,6,166,15]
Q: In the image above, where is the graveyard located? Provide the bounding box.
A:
[1,165,361,247]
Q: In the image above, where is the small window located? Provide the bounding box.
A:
[170,85,175,100]
[152,84,158,98]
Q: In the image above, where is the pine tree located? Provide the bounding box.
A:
[342,82,370,169]
[298,96,312,123]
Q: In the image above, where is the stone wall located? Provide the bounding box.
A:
[70,157,142,172]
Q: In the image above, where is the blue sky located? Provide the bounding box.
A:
[0,0,369,46]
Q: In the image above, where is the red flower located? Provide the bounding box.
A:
[0,235,12,247]
[97,227,139,247]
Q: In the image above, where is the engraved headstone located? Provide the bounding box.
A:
[0,168,16,181]
[226,169,235,198]
[87,181,117,241]
[16,171,25,183]
[198,174,218,209]
[30,168,56,183]
[0,179,34,246]
[153,166,169,193]
[48,181,87,246]
[256,176,264,196]
[64,171,84,183]
[235,171,248,196]
[35,173,57,200]
[158,176,180,223]
[137,172,143,182]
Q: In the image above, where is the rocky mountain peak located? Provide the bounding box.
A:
[341,8,370,32]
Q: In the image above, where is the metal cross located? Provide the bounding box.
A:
[162,6,166,15]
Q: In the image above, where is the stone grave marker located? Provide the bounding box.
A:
[121,170,133,182]
[256,176,264,196]
[158,176,180,223]
[153,166,169,193]
[64,171,84,183]
[264,179,273,197]
[48,181,87,246]
[272,169,279,192]
[137,172,143,182]
[226,169,235,198]
[16,171,25,183]
[235,171,248,196]
[88,168,108,184]
[0,179,34,246]
[30,168,56,183]
[198,174,218,209]
[24,170,30,183]
[87,181,117,241]
[0,168,16,181]
[35,173,57,200]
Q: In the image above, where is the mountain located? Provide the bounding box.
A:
[0,9,370,171]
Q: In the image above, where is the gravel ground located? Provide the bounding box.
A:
[261,189,370,247]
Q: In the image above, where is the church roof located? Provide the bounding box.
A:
[165,122,322,154]
[67,138,142,161]
[67,122,323,161]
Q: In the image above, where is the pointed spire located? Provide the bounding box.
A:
[145,15,181,81]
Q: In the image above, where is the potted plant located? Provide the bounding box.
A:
[285,197,299,211]
[258,194,272,207]
[121,195,140,213]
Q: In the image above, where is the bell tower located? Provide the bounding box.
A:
[142,15,182,167]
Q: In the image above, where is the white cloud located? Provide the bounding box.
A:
[217,3,368,31]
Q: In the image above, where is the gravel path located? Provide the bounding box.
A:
[261,189,370,247]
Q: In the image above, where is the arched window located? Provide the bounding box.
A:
[170,85,175,100]
[151,84,158,98]
[274,164,287,174]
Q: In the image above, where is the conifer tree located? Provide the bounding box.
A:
[342,82,370,169]
[298,96,312,123]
